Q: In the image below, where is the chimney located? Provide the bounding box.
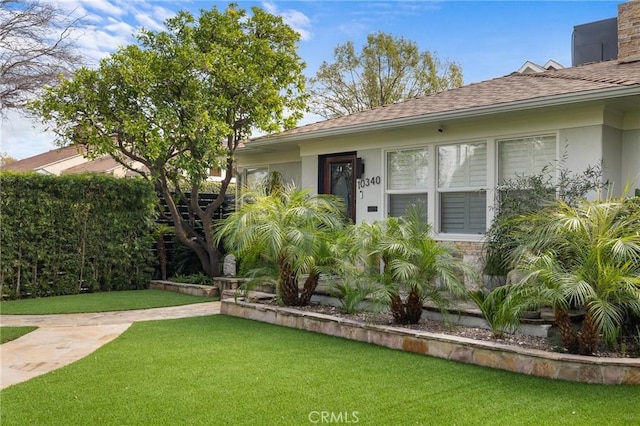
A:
[618,1,640,64]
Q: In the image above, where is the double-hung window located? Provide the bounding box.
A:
[498,135,556,182]
[386,147,428,217]
[437,142,487,234]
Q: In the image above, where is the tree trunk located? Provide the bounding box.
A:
[158,181,222,278]
[389,290,423,324]
[156,236,167,280]
[579,309,599,355]
[278,258,299,306]
[554,307,578,354]
[390,293,407,324]
[405,289,423,324]
[299,272,320,306]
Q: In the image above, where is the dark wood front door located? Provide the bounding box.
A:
[321,153,356,223]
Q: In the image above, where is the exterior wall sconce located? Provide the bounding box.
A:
[356,157,365,179]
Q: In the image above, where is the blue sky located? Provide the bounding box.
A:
[1,0,621,160]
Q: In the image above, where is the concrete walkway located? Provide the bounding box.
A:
[0,302,220,390]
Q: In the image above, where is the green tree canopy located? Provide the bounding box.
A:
[30,4,307,277]
[308,31,463,118]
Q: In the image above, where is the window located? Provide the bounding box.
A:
[498,135,556,182]
[386,148,428,217]
[437,142,486,234]
[244,168,268,189]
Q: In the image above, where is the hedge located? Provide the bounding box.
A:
[0,172,156,299]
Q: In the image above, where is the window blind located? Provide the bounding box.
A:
[499,136,556,182]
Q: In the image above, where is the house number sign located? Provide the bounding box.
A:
[357,176,381,189]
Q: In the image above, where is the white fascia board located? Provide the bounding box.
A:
[246,86,640,148]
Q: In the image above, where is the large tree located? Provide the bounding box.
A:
[31,4,307,277]
[0,0,82,112]
[309,31,463,118]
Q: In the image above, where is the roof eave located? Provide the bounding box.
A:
[245,85,640,149]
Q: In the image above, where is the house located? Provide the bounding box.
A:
[516,59,565,74]
[0,145,146,177]
[1,145,231,182]
[235,1,640,267]
[1,145,90,175]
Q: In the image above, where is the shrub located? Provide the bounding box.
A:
[216,185,347,306]
[0,172,156,298]
[344,206,476,324]
[482,162,605,277]
[509,195,640,354]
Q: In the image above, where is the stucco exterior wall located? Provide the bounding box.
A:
[603,125,623,196]
[354,148,384,224]
[300,156,317,190]
[270,161,302,188]
[236,104,634,249]
[622,129,640,192]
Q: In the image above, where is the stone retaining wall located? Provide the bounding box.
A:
[221,299,640,385]
[149,280,219,297]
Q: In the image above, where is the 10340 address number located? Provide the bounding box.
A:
[357,176,381,189]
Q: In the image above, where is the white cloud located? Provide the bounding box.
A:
[75,27,134,64]
[78,0,126,17]
[104,18,136,36]
[1,111,57,160]
[152,5,177,23]
[261,1,312,41]
[135,12,164,32]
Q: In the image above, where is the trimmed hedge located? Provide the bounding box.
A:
[0,172,156,299]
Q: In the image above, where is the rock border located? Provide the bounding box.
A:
[150,280,219,298]
[221,298,640,385]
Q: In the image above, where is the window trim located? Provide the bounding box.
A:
[381,132,558,242]
[384,145,430,218]
[436,141,488,235]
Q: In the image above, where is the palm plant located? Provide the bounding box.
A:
[215,185,347,306]
[468,286,522,338]
[347,207,475,324]
[510,196,640,354]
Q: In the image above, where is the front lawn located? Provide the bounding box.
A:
[1,315,637,425]
[0,326,38,344]
[0,289,217,315]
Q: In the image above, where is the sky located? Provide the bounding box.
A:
[0,0,622,160]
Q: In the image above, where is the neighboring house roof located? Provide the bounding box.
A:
[517,59,565,74]
[0,145,147,177]
[61,155,121,175]
[542,59,565,71]
[249,60,640,144]
[1,145,86,172]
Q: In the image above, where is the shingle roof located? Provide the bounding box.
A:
[61,155,121,174]
[1,145,86,171]
[256,60,640,141]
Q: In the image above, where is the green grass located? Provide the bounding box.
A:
[1,315,638,425]
[0,290,217,315]
[0,326,38,344]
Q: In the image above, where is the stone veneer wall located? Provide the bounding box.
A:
[221,299,640,385]
[446,240,484,289]
[618,1,640,64]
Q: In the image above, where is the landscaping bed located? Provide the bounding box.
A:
[221,298,640,385]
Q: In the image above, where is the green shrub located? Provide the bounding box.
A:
[330,281,377,314]
[0,172,156,299]
[168,273,212,285]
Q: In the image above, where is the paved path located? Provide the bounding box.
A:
[0,302,221,390]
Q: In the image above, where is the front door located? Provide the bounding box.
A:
[321,153,357,223]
